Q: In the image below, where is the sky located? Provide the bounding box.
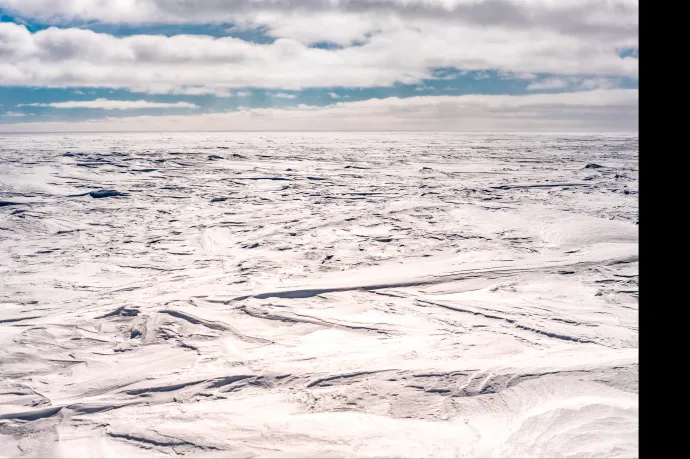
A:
[0,0,638,132]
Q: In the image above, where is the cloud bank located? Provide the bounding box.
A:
[0,0,638,131]
[0,0,637,94]
[19,99,198,109]
[0,90,638,132]
[0,1,639,41]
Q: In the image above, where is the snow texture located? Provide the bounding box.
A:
[0,132,638,457]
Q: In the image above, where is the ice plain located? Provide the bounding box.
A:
[0,132,638,457]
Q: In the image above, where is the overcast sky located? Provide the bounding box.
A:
[0,0,638,132]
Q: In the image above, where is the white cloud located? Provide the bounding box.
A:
[167,87,232,97]
[578,78,618,90]
[0,90,638,132]
[236,91,251,97]
[0,1,639,44]
[272,92,297,99]
[126,85,241,97]
[2,111,26,117]
[527,78,570,91]
[527,76,621,91]
[19,98,198,109]
[474,71,491,80]
[0,8,637,93]
[498,71,537,80]
[328,92,341,99]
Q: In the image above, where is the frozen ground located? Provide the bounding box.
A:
[0,132,638,457]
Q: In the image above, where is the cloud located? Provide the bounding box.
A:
[0,89,638,132]
[328,92,341,99]
[272,92,297,99]
[527,76,621,91]
[2,111,26,117]
[164,87,233,97]
[0,1,639,44]
[0,10,637,93]
[578,78,618,90]
[125,85,245,97]
[474,71,491,80]
[498,71,537,80]
[19,98,198,109]
[527,78,570,91]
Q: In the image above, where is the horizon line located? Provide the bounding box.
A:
[0,130,640,135]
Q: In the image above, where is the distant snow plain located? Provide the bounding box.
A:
[0,132,638,457]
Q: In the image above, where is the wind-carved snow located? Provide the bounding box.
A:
[0,132,638,457]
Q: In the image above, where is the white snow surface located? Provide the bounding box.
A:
[0,132,638,457]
